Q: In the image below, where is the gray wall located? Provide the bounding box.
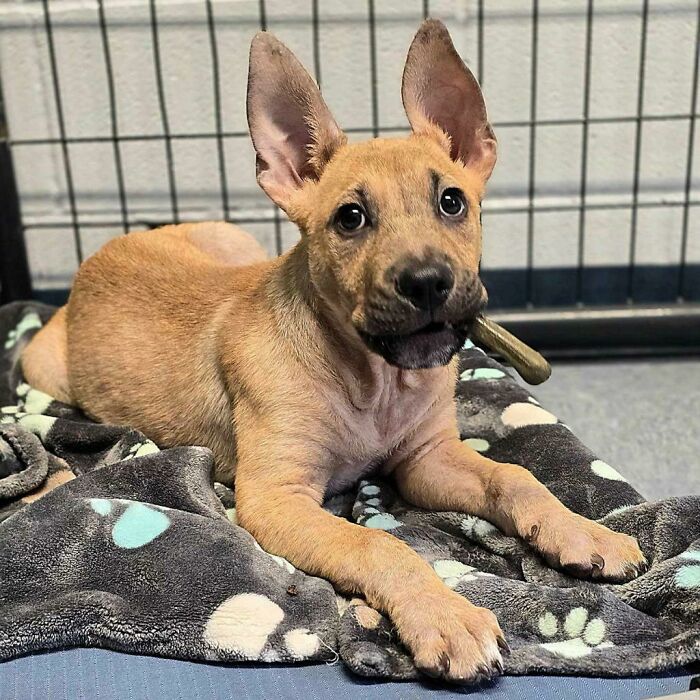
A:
[0,0,698,295]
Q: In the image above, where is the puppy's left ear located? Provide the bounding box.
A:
[402,19,497,181]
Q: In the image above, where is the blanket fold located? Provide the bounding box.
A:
[0,301,697,679]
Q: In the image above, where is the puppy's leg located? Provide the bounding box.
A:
[235,427,505,684]
[21,306,73,404]
[391,426,646,582]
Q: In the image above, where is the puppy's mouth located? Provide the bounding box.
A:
[407,320,454,336]
[354,273,487,370]
[358,319,471,370]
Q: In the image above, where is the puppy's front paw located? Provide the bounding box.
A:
[393,589,506,684]
[527,513,647,582]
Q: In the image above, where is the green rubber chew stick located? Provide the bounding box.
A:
[471,315,552,385]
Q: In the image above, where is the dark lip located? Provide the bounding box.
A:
[404,320,452,337]
[356,318,470,370]
[360,319,467,341]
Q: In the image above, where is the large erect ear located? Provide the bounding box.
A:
[247,32,346,211]
[402,20,497,181]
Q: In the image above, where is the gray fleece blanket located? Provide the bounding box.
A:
[1,300,698,680]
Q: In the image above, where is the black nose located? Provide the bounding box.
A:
[395,263,455,311]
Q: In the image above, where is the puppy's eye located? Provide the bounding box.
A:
[439,188,466,218]
[335,203,367,233]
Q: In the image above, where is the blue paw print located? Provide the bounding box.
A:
[676,550,700,589]
[89,498,170,549]
[459,367,506,382]
[364,513,401,530]
[356,482,402,531]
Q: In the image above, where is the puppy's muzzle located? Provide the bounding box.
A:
[355,259,487,370]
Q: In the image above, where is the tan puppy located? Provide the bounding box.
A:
[22,21,646,684]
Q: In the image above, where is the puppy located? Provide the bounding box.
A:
[22,20,646,684]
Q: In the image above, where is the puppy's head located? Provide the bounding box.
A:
[247,20,496,370]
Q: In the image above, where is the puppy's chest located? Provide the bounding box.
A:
[350,394,419,450]
[325,378,438,493]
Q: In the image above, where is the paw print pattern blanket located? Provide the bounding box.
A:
[0,301,698,679]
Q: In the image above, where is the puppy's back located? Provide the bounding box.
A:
[65,223,267,480]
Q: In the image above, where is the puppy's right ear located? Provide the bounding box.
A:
[247,32,346,212]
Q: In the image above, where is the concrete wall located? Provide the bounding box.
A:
[0,0,698,295]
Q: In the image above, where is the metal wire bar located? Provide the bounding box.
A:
[477,0,485,86]
[575,0,594,304]
[40,0,82,262]
[97,0,129,234]
[271,212,282,255]
[486,200,700,215]
[368,0,380,138]
[10,113,699,147]
[422,0,429,21]
[312,0,322,87]
[627,0,650,302]
[24,215,289,230]
[205,0,229,220]
[525,0,539,306]
[22,198,700,232]
[492,303,700,358]
[149,0,179,222]
[678,1,700,301]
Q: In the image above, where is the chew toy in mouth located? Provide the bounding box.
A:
[357,315,551,383]
[471,315,552,385]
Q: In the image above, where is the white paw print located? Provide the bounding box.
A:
[432,559,495,588]
[1,383,54,418]
[4,313,42,350]
[1,384,56,440]
[433,559,477,587]
[123,440,160,461]
[538,607,613,659]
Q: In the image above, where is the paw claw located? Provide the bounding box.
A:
[439,651,450,675]
[474,665,495,683]
[625,563,642,579]
[591,553,605,571]
[526,523,540,542]
[497,635,511,655]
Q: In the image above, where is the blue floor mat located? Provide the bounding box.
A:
[0,648,694,700]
